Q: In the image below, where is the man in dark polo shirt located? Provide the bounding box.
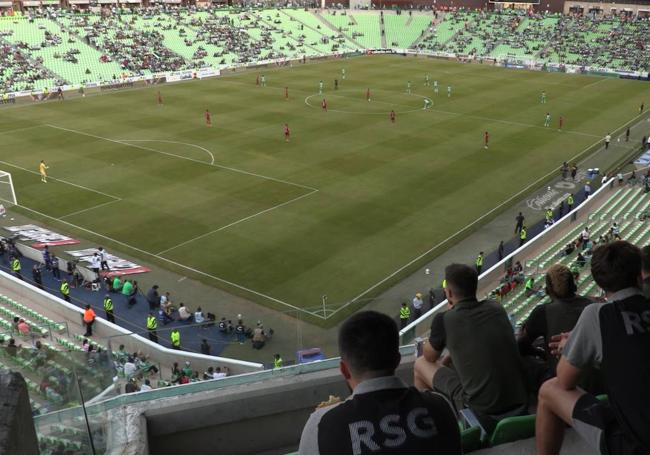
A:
[536,241,650,455]
[413,264,528,432]
[298,311,461,455]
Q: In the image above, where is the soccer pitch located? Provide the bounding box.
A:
[1,55,649,323]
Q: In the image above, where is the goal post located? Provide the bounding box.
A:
[0,171,18,208]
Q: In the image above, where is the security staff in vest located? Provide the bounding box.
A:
[103,294,115,323]
[567,193,574,212]
[475,251,484,275]
[273,353,283,369]
[146,312,158,343]
[170,328,181,350]
[60,279,71,302]
[520,225,527,247]
[10,255,22,280]
[298,311,461,455]
[399,302,411,329]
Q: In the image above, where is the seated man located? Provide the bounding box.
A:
[299,311,461,454]
[536,241,650,455]
[518,264,592,387]
[177,303,192,322]
[414,264,528,433]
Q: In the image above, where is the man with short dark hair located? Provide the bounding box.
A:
[536,241,650,455]
[414,264,528,433]
[641,245,650,298]
[299,311,461,455]
[146,285,160,310]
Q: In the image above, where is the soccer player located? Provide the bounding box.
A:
[433,80,438,94]
[366,88,371,102]
[284,123,290,142]
[157,91,163,106]
[319,80,324,95]
[390,110,396,123]
[484,131,489,149]
[205,109,212,127]
[425,74,430,86]
[447,85,452,97]
[558,116,564,131]
[640,102,645,113]
[285,86,288,100]
[424,98,432,109]
[261,74,266,87]
[407,81,412,94]
[39,160,49,183]
[341,68,346,80]
[322,99,327,112]
[544,112,551,127]
[256,75,260,86]
[541,90,547,104]
[334,79,338,90]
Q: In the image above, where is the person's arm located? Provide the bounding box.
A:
[425,313,446,363]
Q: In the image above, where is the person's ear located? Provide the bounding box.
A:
[340,360,352,381]
[444,287,453,305]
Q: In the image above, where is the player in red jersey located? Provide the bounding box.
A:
[157,91,163,106]
[366,88,371,102]
[284,123,290,142]
[484,131,489,149]
[322,99,327,111]
[390,110,396,123]
[285,86,288,100]
[559,116,564,131]
[205,109,212,127]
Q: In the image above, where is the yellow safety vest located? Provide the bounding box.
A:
[146,315,157,330]
[274,357,283,369]
[60,282,69,296]
[103,297,113,311]
[441,279,446,289]
[567,195,574,205]
[476,255,484,267]
[520,228,527,240]
[400,306,411,320]
[170,331,180,347]
[11,259,20,272]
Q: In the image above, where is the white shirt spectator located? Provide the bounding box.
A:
[90,255,101,269]
[140,383,152,391]
[412,295,423,310]
[213,372,227,379]
[124,360,137,377]
[178,305,191,321]
[195,311,205,324]
[98,249,106,262]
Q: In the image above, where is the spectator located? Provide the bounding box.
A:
[536,241,650,455]
[83,304,96,337]
[17,319,30,336]
[140,379,152,391]
[200,338,211,355]
[194,307,205,325]
[642,245,650,298]
[412,292,424,319]
[252,323,266,349]
[146,285,160,310]
[123,356,137,377]
[177,303,192,321]
[235,319,246,344]
[124,378,138,393]
[518,264,592,386]
[299,311,461,454]
[32,264,43,290]
[413,264,528,433]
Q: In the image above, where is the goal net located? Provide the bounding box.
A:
[0,171,17,211]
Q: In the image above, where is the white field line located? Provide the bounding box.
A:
[59,199,122,219]
[581,77,609,89]
[0,125,44,136]
[0,159,122,201]
[327,109,650,318]
[45,124,317,192]
[9,202,319,318]
[157,188,318,255]
[119,139,215,165]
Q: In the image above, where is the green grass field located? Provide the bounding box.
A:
[1,55,649,323]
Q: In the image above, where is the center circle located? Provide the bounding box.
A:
[304,89,432,115]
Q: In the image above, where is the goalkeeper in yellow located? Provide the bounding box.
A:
[39,160,49,183]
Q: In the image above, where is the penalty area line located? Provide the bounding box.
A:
[9,202,320,318]
[157,188,318,255]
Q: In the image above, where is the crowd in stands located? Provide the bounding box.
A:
[0,41,60,93]
[419,10,650,72]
